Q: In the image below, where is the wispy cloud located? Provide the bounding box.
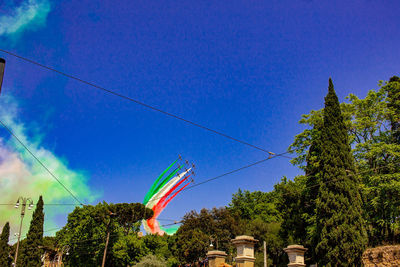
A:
[0,94,100,240]
[0,0,51,37]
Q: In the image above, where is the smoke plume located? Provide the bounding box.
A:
[0,0,51,37]
[0,95,99,241]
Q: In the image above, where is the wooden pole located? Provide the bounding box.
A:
[264,240,267,267]
[101,230,110,267]
[101,212,116,267]
[14,213,24,267]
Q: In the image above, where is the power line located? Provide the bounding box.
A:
[107,150,293,206]
[0,104,293,208]
[184,151,292,191]
[0,107,293,212]
[0,49,291,158]
[9,227,62,242]
[0,118,85,206]
[0,162,390,208]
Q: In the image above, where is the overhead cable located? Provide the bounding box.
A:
[0,118,85,206]
[0,49,291,158]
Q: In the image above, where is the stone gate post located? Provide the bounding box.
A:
[232,235,258,267]
[207,250,227,267]
[283,245,308,267]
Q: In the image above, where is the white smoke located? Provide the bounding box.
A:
[0,0,51,36]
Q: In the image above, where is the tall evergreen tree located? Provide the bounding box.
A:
[300,125,322,262]
[0,222,10,266]
[19,196,44,267]
[315,79,367,266]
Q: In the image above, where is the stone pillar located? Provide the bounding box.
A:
[207,250,227,267]
[283,245,308,267]
[232,235,258,267]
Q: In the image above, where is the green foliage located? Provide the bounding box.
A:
[56,201,152,267]
[111,233,176,266]
[142,234,171,259]
[228,186,298,266]
[229,189,281,223]
[176,207,239,264]
[289,76,400,248]
[56,202,114,266]
[289,109,324,169]
[134,254,167,267]
[0,222,10,266]
[112,234,149,266]
[42,236,56,249]
[387,76,400,143]
[300,123,323,262]
[19,196,44,267]
[110,203,154,235]
[360,77,400,245]
[273,176,306,245]
[245,219,285,266]
[315,79,367,266]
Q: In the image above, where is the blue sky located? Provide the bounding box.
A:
[1,0,400,232]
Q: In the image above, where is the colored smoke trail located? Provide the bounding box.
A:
[0,0,51,37]
[143,159,193,235]
[0,95,99,241]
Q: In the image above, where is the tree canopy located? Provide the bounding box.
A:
[0,222,10,266]
[18,196,44,267]
[55,202,154,267]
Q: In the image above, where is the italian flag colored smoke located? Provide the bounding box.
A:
[142,158,193,235]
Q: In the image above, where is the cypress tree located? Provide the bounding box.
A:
[19,196,44,267]
[315,79,367,266]
[301,125,322,263]
[0,222,10,266]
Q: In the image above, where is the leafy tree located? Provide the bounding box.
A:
[229,186,297,266]
[361,77,400,245]
[315,79,367,266]
[56,202,152,267]
[245,218,284,267]
[134,254,167,267]
[0,222,10,266]
[142,234,171,259]
[177,228,208,264]
[289,76,400,246]
[229,189,281,223]
[175,208,239,264]
[112,233,176,266]
[112,234,149,266]
[19,196,44,267]
[56,203,112,267]
[273,176,306,246]
[387,76,400,144]
[110,203,153,235]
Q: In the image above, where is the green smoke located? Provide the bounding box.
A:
[0,95,100,242]
[0,0,51,37]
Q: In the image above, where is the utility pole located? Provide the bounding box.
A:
[13,197,34,267]
[264,240,267,267]
[101,212,117,267]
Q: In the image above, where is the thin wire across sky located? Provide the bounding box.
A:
[0,48,293,207]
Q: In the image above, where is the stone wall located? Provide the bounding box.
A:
[363,245,400,267]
